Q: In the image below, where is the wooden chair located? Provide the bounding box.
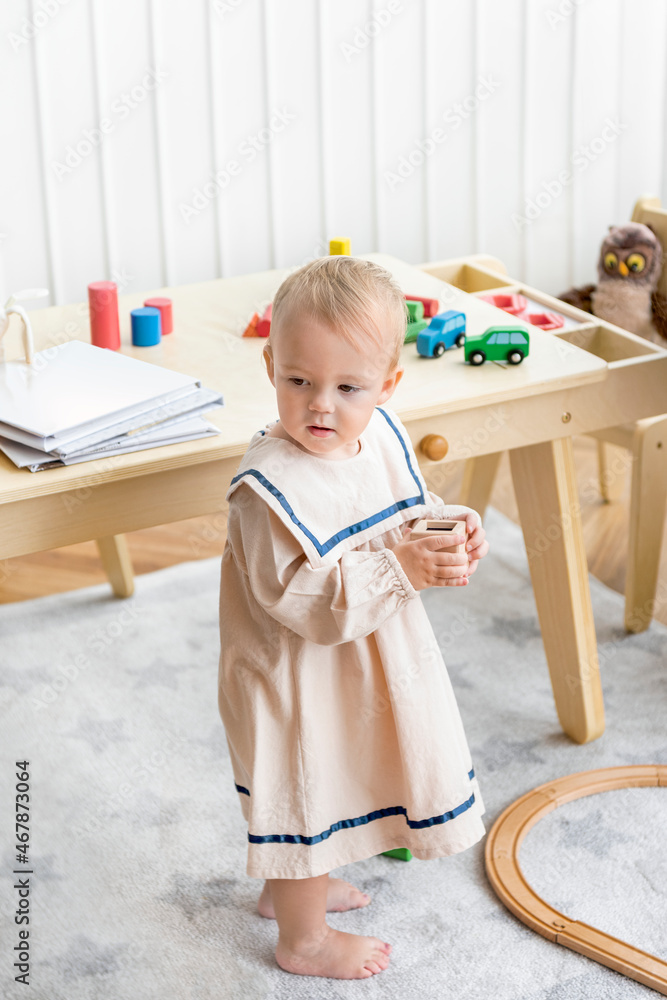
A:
[587,196,667,632]
[455,198,667,634]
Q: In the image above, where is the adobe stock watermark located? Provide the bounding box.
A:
[452,406,509,461]
[339,0,404,63]
[17,266,133,382]
[545,0,588,29]
[522,452,635,561]
[179,107,296,224]
[562,578,667,693]
[212,0,246,15]
[51,69,168,180]
[360,616,476,725]
[384,75,501,191]
[0,558,15,586]
[512,118,627,231]
[7,0,71,52]
[80,732,205,837]
[31,602,145,711]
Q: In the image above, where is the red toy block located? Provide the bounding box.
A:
[242,312,260,337]
[257,303,272,338]
[479,293,528,316]
[405,294,439,318]
[88,281,120,350]
[525,311,565,331]
[144,296,173,335]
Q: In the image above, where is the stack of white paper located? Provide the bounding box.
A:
[0,340,224,472]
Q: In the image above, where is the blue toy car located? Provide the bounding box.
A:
[416,310,466,357]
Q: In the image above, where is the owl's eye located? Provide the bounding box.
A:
[626,253,646,273]
[604,252,618,271]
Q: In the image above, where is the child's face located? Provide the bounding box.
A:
[264,307,404,460]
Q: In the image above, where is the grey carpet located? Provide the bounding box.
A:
[1,506,666,1000]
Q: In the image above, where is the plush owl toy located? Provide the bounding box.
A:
[559,222,667,344]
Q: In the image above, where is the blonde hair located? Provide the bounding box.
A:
[264,256,408,375]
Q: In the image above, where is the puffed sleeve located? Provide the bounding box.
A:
[226,484,419,646]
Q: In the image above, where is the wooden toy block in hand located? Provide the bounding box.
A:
[409,519,467,555]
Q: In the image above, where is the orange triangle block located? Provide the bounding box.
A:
[242,312,260,337]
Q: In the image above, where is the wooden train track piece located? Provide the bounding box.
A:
[485,765,667,995]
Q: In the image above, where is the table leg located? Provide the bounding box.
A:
[625,416,667,633]
[96,534,135,598]
[509,437,605,744]
[460,453,502,520]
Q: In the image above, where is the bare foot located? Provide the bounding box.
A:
[275,925,392,979]
[258,877,371,919]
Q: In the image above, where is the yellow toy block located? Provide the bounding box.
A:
[329,238,351,256]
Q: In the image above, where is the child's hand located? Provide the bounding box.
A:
[460,512,489,578]
[391,524,469,591]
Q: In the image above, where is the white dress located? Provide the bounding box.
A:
[218,404,485,879]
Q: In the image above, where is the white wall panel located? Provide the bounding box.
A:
[523,0,576,295]
[1,1,52,308]
[34,0,107,304]
[212,0,273,277]
[616,1,667,222]
[422,0,477,262]
[91,0,165,297]
[320,0,378,257]
[1,0,667,305]
[154,0,218,286]
[570,0,624,286]
[263,0,325,269]
[475,0,526,277]
[373,0,427,263]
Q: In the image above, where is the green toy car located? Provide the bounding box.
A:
[465,325,530,366]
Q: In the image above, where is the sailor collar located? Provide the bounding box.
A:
[226,406,434,569]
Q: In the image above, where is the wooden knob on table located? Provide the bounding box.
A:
[419,434,449,461]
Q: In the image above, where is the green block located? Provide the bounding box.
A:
[404,319,428,344]
[381,848,413,861]
[406,300,425,322]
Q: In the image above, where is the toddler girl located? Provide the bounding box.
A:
[218,255,488,980]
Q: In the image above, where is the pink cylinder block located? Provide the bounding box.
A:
[88,281,121,350]
[144,297,173,335]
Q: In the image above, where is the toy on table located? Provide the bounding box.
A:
[416,309,466,357]
[404,294,439,318]
[525,311,564,331]
[479,292,527,316]
[244,239,349,341]
[242,312,260,338]
[479,292,565,331]
[404,300,429,343]
[241,304,272,338]
[131,306,161,347]
[465,325,530,366]
[257,304,272,337]
[88,280,121,351]
[0,288,48,365]
[144,296,173,335]
[558,222,667,345]
[329,238,351,256]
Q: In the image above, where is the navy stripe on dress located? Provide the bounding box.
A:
[229,406,426,557]
[375,406,424,498]
[240,769,478,845]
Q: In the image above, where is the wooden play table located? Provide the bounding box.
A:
[2,252,667,745]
